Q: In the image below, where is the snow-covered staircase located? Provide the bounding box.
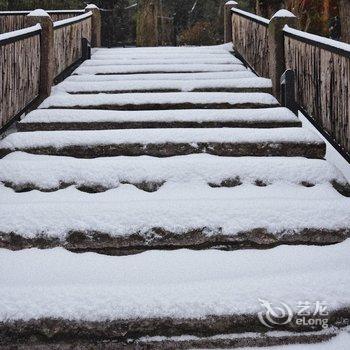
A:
[0,44,350,348]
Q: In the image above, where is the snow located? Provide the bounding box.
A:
[140,329,349,348]
[66,71,257,82]
[0,173,348,239]
[74,63,247,75]
[91,52,234,60]
[271,10,296,19]
[0,127,322,150]
[1,153,346,191]
[38,92,279,108]
[94,43,234,54]
[46,10,85,14]
[85,4,98,9]
[232,8,270,25]
[0,24,41,42]
[284,25,350,53]
[84,57,243,66]
[82,56,242,67]
[54,77,272,93]
[21,107,294,124]
[1,240,350,321]
[232,331,350,349]
[53,12,92,28]
[27,9,50,17]
[140,329,336,342]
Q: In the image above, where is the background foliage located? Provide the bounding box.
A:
[0,0,348,44]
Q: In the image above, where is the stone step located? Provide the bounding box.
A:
[0,128,325,159]
[66,71,258,82]
[18,108,301,131]
[0,242,349,346]
[53,78,272,94]
[1,153,348,195]
[85,56,243,65]
[93,44,234,55]
[91,52,236,60]
[1,180,349,252]
[74,63,248,75]
[39,92,279,110]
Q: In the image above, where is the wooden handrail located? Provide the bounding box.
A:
[0,23,41,45]
[53,11,92,30]
[284,25,350,58]
[0,10,84,16]
[231,8,269,27]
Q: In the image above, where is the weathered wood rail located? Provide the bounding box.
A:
[0,25,41,130]
[53,13,92,78]
[0,7,99,131]
[0,10,84,34]
[231,8,269,78]
[284,26,350,160]
[225,1,350,160]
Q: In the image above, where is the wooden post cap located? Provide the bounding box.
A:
[223,1,238,43]
[268,9,298,98]
[27,9,54,99]
[85,4,101,47]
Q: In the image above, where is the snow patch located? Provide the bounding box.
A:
[1,241,350,321]
[27,9,50,17]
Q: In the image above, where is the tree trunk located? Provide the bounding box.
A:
[137,0,159,46]
[339,0,350,42]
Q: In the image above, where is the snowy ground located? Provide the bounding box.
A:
[1,241,350,321]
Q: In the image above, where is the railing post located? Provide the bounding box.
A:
[281,69,297,115]
[85,4,101,47]
[27,10,54,100]
[268,10,298,98]
[224,1,238,43]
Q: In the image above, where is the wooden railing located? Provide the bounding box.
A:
[284,26,350,157]
[0,6,100,132]
[0,10,84,34]
[0,25,41,129]
[224,1,350,160]
[231,8,269,78]
[53,12,92,77]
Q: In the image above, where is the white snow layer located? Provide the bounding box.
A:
[140,329,350,349]
[74,63,247,75]
[27,9,50,17]
[84,56,243,65]
[1,240,350,321]
[66,71,257,82]
[53,78,272,93]
[91,52,234,60]
[1,153,346,190]
[93,43,234,55]
[38,92,279,108]
[21,107,295,124]
[0,128,322,150]
[0,179,349,238]
[271,9,296,18]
